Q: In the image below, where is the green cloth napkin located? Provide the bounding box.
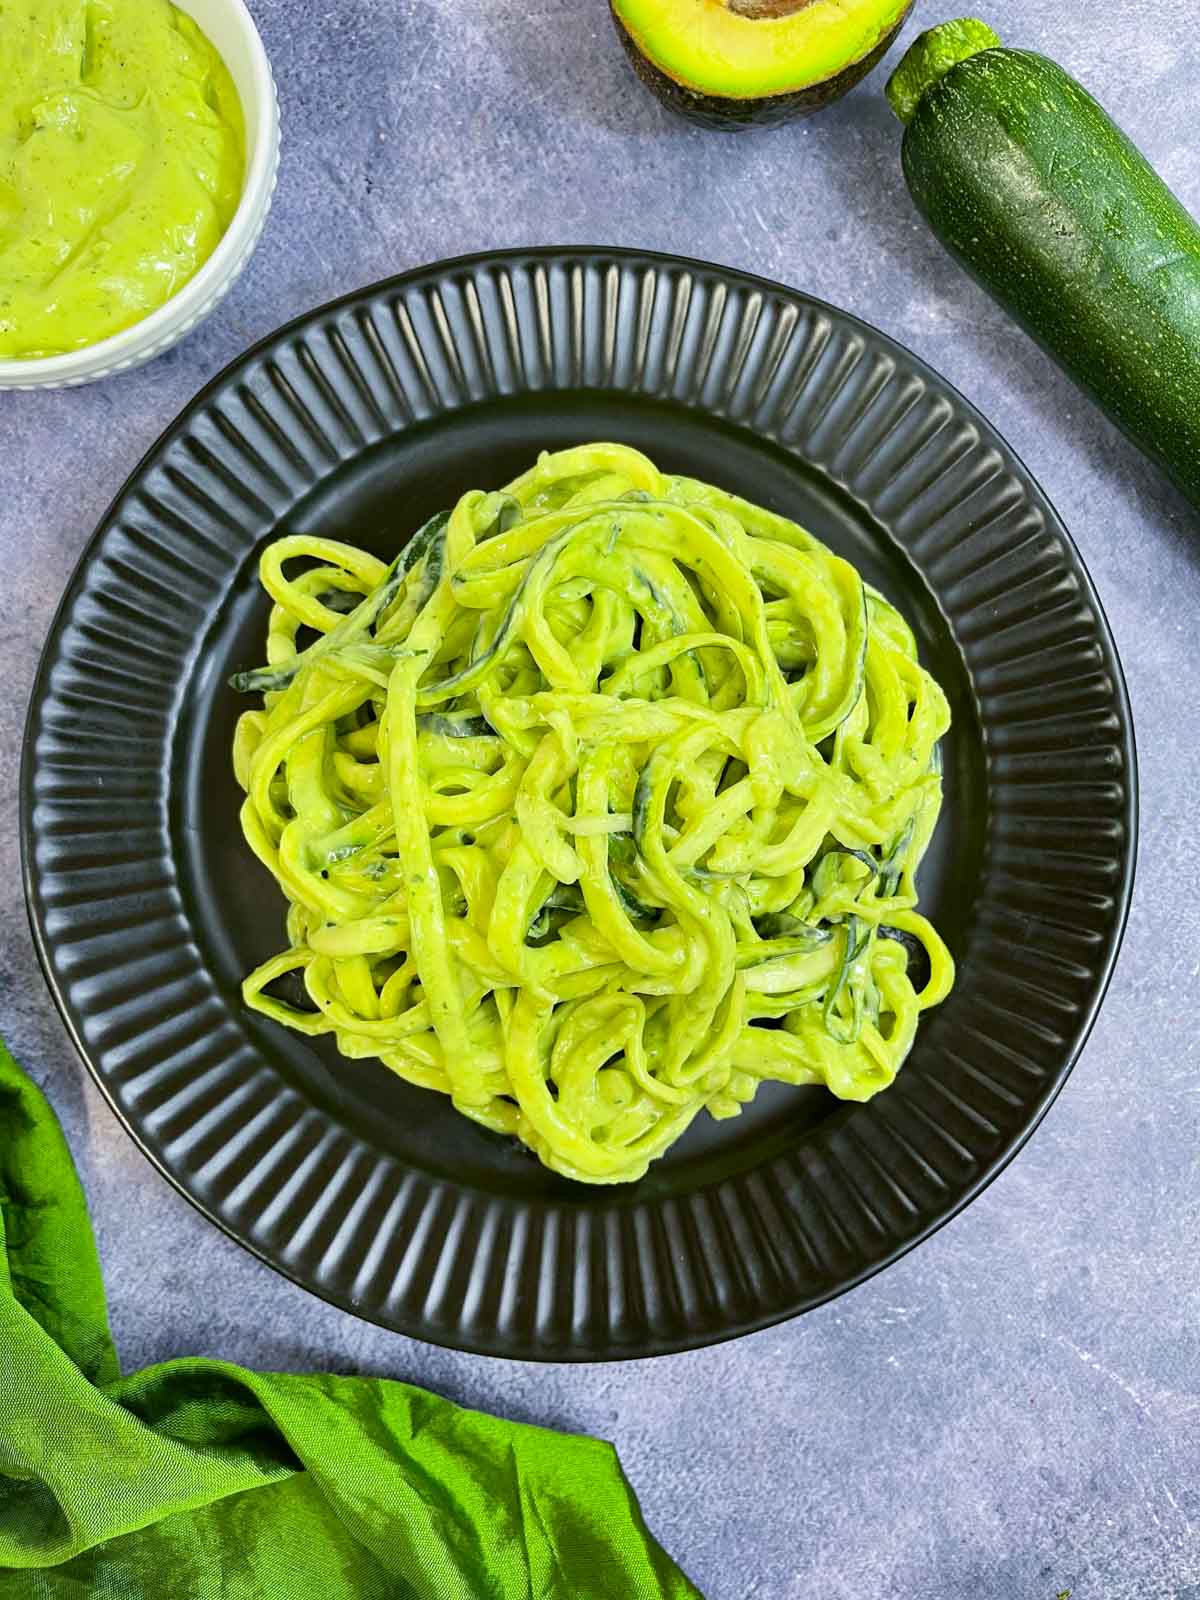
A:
[0,1040,702,1598]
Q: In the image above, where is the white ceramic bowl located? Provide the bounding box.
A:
[0,0,280,390]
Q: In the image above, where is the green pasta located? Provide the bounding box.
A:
[232,443,954,1184]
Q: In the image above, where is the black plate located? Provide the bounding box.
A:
[22,249,1136,1360]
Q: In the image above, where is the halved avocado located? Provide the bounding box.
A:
[611,0,914,129]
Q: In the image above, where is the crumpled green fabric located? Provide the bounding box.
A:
[0,1040,702,1598]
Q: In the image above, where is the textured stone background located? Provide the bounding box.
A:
[2,3,1198,1596]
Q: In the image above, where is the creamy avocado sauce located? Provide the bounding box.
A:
[0,0,244,359]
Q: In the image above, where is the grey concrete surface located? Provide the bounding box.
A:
[2,3,1198,1596]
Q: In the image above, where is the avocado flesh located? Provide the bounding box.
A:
[612,0,912,100]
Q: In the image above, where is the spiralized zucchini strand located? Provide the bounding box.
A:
[233,444,954,1184]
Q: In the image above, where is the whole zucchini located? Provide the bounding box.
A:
[887,19,1200,508]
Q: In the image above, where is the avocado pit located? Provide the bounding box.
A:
[726,0,817,20]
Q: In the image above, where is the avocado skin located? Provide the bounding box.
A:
[611,2,913,130]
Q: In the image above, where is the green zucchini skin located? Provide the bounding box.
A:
[901,48,1200,507]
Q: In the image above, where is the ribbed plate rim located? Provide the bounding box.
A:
[20,245,1138,1360]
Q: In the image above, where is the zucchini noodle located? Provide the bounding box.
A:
[232,443,954,1184]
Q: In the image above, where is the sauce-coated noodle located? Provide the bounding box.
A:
[232,444,954,1183]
